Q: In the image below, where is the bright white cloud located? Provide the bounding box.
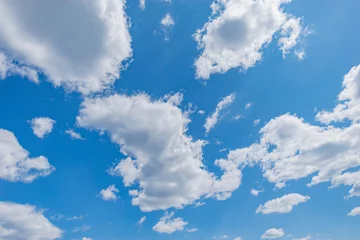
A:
[160,13,175,41]
[65,129,84,140]
[186,228,198,232]
[234,237,242,240]
[152,212,187,234]
[82,238,93,240]
[66,215,84,221]
[205,93,236,133]
[245,103,252,110]
[0,52,39,83]
[250,188,264,196]
[30,117,56,138]
[261,228,284,239]
[99,184,119,201]
[0,0,132,94]
[347,207,360,216]
[194,0,307,79]
[77,93,240,212]
[214,65,360,196]
[254,119,261,126]
[0,201,62,240]
[293,236,311,240]
[256,194,310,214]
[72,225,90,232]
[0,129,54,182]
[138,216,146,225]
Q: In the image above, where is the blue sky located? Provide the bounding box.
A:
[0,0,360,240]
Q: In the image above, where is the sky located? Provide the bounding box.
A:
[0,0,359,240]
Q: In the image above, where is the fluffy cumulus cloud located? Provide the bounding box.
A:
[194,0,307,79]
[347,207,360,216]
[65,129,84,140]
[205,93,236,133]
[30,117,56,138]
[261,228,284,239]
[0,201,62,240]
[0,52,39,83]
[214,65,360,196]
[160,13,175,41]
[256,193,310,214]
[153,212,187,234]
[250,188,264,196]
[77,93,241,212]
[0,0,132,94]
[0,129,54,182]
[99,184,119,201]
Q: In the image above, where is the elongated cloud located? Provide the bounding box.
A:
[256,194,310,214]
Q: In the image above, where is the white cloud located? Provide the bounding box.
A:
[152,212,187,234]
[245,103,252,110]
[205,93,236,133]
[82,238,93,240]
[293,236,311,240]
[65,129,84,140]
[250,188,264,196]
[30,117,56,138]
[77,93,240,212]
[138,216,146,225]
[66,215,84,221]
[0,0,132,94]
[234,237,242,240]
[0,201,62,240]
[0,129,54,182]
[194,0,307,79]
[253,119,261,126]
[160,13,175,41]
[186,228,198,232]
[347,207,360,216]
[221,235,228,239]
[213,65,360,196]
[72,225,90,232]
[294,50,306,60]
[139,0,146,10]
[0,52,39,83]
[261,228,284,239]
[256,194,310,214]
[99,184,119,201]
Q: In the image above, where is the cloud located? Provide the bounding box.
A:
[253,119,261,126]
[261,228,284,239]
[0,129,55,182]
[160,13,175,41]
[0,52,39,83]
[152,212,187,234]
[77,93,240,212]
[0,0,132,94]
[234,237,242,240]
[72,225,90,232]
[65,129,84,140]
[139,0,145,10]
[347,207,360,216]
[186,228,198,232]
[194,0,307,79]
[99,184,119,201]
[205,93,236,133]
[0,201,62,240]
[30,117,56,138]
[250,188,264,196]
[138,216,146,225]
[293,236,311,240]
[66,215,85,221]
[221,235,228,239]
[256,194,310,214]
[82,238,93,240]
[245,103,252,110]
[213,65,360,195]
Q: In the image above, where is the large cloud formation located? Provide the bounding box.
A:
[194,0,307,79]
[216,65,360,196]
[0,129,55,182]
[77,93,241,212]
[0,0,132,94]
[0,201,62,240]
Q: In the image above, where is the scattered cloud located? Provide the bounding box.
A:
[295,50,306,60]
[245,103,252,110]
[221,235,228,239]
[30,117,56,138]
[0,129,55,182]
[194,202,206,208]
[82,238,93,240]
[233,114,243,120]
[77,93,241,212]
[72,225,90,232]
[293,236,311,240]
[66,215,85,221]
[205,93,236,134]
[348,207,360,216]
[250,188,264,196]
[138,216,146,225]
[99,184,119,201]
[186,228,198,232]
[0,201,62,240]
[256,194,310,214]
[234,237,242,240]
[0,0,132,94]
[139,0,145,10]
[0,52,39,83]
[152,212,187,234]
[194,0,307,79]
[65,129,84,140]
[253,119,261,126]
[261,228,284,239]
[198,110,205,115]
[50,214,64,221]
[160,13,175,41]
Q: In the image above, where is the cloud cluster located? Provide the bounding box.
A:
[0,0,132,94]
[77,93,240,212]
[0,201,62,240]
[152,212,187,234]
[0,129,54,182]
[347,207,360,217]
[99,184,119,201]
[194,0,307,79]
[30,117,56,138]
